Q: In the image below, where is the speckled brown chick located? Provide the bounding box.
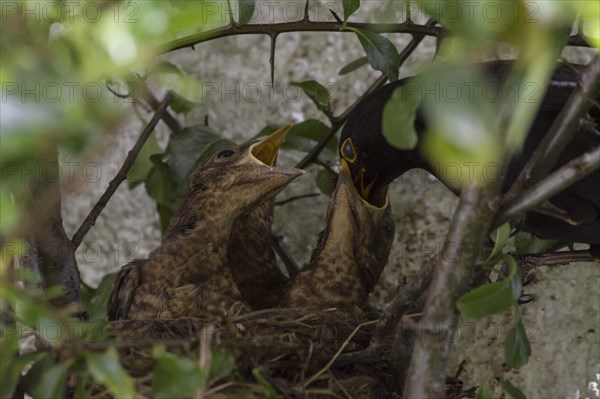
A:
[279,161,395,313]
[227,126,291,309]
[107,127,303,320]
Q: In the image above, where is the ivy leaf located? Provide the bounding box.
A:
[152,344,207,399]
[342,0,360,23]
[316,167,337,196]
[27,361,70,399]
[85,347,135,399]
[348,27,400,81]
[504,317,531,368]
[290,80,331,114]
[238,0,255,25]
[339,56,368,75]
[501,378,528,399]
[382,84,420,149]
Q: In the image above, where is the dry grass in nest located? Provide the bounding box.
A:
[103,308,392,398]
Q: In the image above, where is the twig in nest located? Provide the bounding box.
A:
[303,320,377,388]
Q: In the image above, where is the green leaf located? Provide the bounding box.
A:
[1,348,45,399]
[127,131,162,189]
[316,167,337,196]
[486,223,511,262]
[85,347,135,399]
[342,0,360,23]
[170,92,196,114]
[338,56,369,75]
[501,378,527,399]
[514,232,558,254]
[252,368,278,399]
[145,155,179,231]
[475,387,494,399]
[382,84,420,149]
[84,273,117,322]
[27,360,70,399]
[504,317,531,368]
[456,281,514,319]
[348,27,400,81]
[164,125,232,188]
[209,347,236,381]
[239,0,255,24]
[152,344,206,399]
[290,81,331,113]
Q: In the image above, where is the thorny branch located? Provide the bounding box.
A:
[157,20,589,55]
[71,94,174,248]
[158,20,445,54]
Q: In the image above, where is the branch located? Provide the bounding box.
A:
[27,148,81,311]
[504,54,600,201]
[157,21,445,54]
[71,93,174,248]
[494,145,600,227]
[156,21,587,55]
[402,180,502,397]
[275,193,320,206]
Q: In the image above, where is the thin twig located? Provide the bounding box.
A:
[275,193,320,206]
[494,146,600,228]
[71,93,174,248]
[303,320,377,388]
[270,234,300,277]
[504,54,600,202]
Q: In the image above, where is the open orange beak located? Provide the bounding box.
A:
[251,123,293,166]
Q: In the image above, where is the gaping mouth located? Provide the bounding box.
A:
[250,124,293,166]
[339,160,388,209]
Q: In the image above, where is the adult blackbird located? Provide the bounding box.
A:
[279,162,395,312]
[339,60,600,245]
[107,126,303,320]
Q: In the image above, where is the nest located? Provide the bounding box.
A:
[81,308,474,398]
[94,308,390,398]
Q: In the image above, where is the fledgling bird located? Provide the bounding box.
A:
[107,126,303,320]
[279,162,395,312]
[339,60,600,245]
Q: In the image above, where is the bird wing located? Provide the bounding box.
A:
[106,260,144,321]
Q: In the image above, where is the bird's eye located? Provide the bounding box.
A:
[384,222,394,238]
[340,138,357,163]
[217,149,235,159]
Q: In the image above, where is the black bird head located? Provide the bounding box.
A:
[339,80,426,208]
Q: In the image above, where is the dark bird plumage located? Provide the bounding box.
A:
[339,60,600,244]
[107,127,303,320]
[279,163,395,312]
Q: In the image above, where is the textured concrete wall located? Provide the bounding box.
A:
[60,1,599,397]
